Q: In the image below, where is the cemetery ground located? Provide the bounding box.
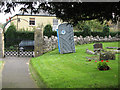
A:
[30,42,119,88]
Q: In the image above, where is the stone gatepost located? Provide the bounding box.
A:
[34,28,43,57]
[117,17,120,30]
[0,28,4,58]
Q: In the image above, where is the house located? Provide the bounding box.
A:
[10,10,63,31]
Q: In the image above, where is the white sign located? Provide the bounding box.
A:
[61,30,66,35]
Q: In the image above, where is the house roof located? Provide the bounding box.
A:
[11,9,56,19]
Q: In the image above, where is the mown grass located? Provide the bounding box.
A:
[30,42,119,88]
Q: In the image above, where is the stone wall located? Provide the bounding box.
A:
[43,35,120,53]
[0,28,4,58]
[43,36,58,53]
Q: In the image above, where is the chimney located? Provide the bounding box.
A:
[9,17,11,20]
[6,19,8,22]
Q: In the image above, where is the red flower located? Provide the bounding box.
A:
[101,60,104,62]
[89,59,91,61]
[106,60,109,62]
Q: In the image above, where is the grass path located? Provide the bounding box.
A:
[30,42,119,88]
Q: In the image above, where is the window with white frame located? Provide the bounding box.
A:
[53,19,58,25]
[29,18,35,25]
[53,19,58,31]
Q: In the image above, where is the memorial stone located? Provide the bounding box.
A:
[57,23,75,54]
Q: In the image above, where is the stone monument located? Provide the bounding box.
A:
[99,52,115,60]
[93,43,103,53]
[57,23,75,54]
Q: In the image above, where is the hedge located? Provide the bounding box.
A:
[74,31,120,37]
[4,29,119,47]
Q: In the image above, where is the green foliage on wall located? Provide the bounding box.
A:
[82,25,91,36]
[43,24,53,37]
[74,19,104,31]
[103,25,110,37]
[5,24,34,47]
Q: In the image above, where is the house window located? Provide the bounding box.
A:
[29,18,35,25]
[53,19,58,31]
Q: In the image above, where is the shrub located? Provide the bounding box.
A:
[103,25,110,37]
[97,61,109,70]
[43,24,53,37]
[5,25,34,47]
[74,31,83,37]
[74,31,120,37]
[51,31,57,36]
[5,24,16,40]
[5,24,17,47]
[82,25,91,37]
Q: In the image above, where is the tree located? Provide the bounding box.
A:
[0,1,119,25]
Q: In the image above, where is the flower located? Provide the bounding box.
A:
[89,59,91,61]
[95,61,97,62]
[101,60,104,62]
[106,60,109,62]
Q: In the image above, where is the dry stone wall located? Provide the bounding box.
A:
[0,28,4,58]
[43,35,120,53]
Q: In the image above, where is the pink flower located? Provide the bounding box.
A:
[95,61,97,62]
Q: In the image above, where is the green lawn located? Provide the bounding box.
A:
[30,42,119,88]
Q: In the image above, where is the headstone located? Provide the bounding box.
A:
[57,23,75,54]
[117,48,120,50]
[86,49,96,55]
[99,52,115,60]
[34,28,43,57]
[93,43,103,52]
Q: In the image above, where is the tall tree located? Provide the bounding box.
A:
[0,1,119,25]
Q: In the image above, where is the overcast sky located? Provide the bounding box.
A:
[0,5,23,24]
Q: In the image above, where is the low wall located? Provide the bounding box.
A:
[0,28,4,58]
[43,35,120,53]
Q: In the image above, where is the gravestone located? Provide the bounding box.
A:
[0,28,4,58]
[99,52,115,60]
[57,23,75,54]
[34,28,43,57]
[117,48,120,50]
[86,49,96,55]
[93,43,103,52]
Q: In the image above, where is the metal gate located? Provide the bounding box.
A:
[4,39,34,57]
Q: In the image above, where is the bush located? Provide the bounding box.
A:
[74,31,83,37]
[5,24,16,40]
[51,31,57,36]
[74,31,120,37]
[5,24,34,47]
[43,24,53,37]
[97,61,109,70]
[82,25,91,36]
[5,24,17,47]
[103,25,110,37]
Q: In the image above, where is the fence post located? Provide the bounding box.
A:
[0,28,4,58]
[34,28,43,57]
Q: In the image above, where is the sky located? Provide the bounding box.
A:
[0,2,40,24]
[0,5,23,24]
